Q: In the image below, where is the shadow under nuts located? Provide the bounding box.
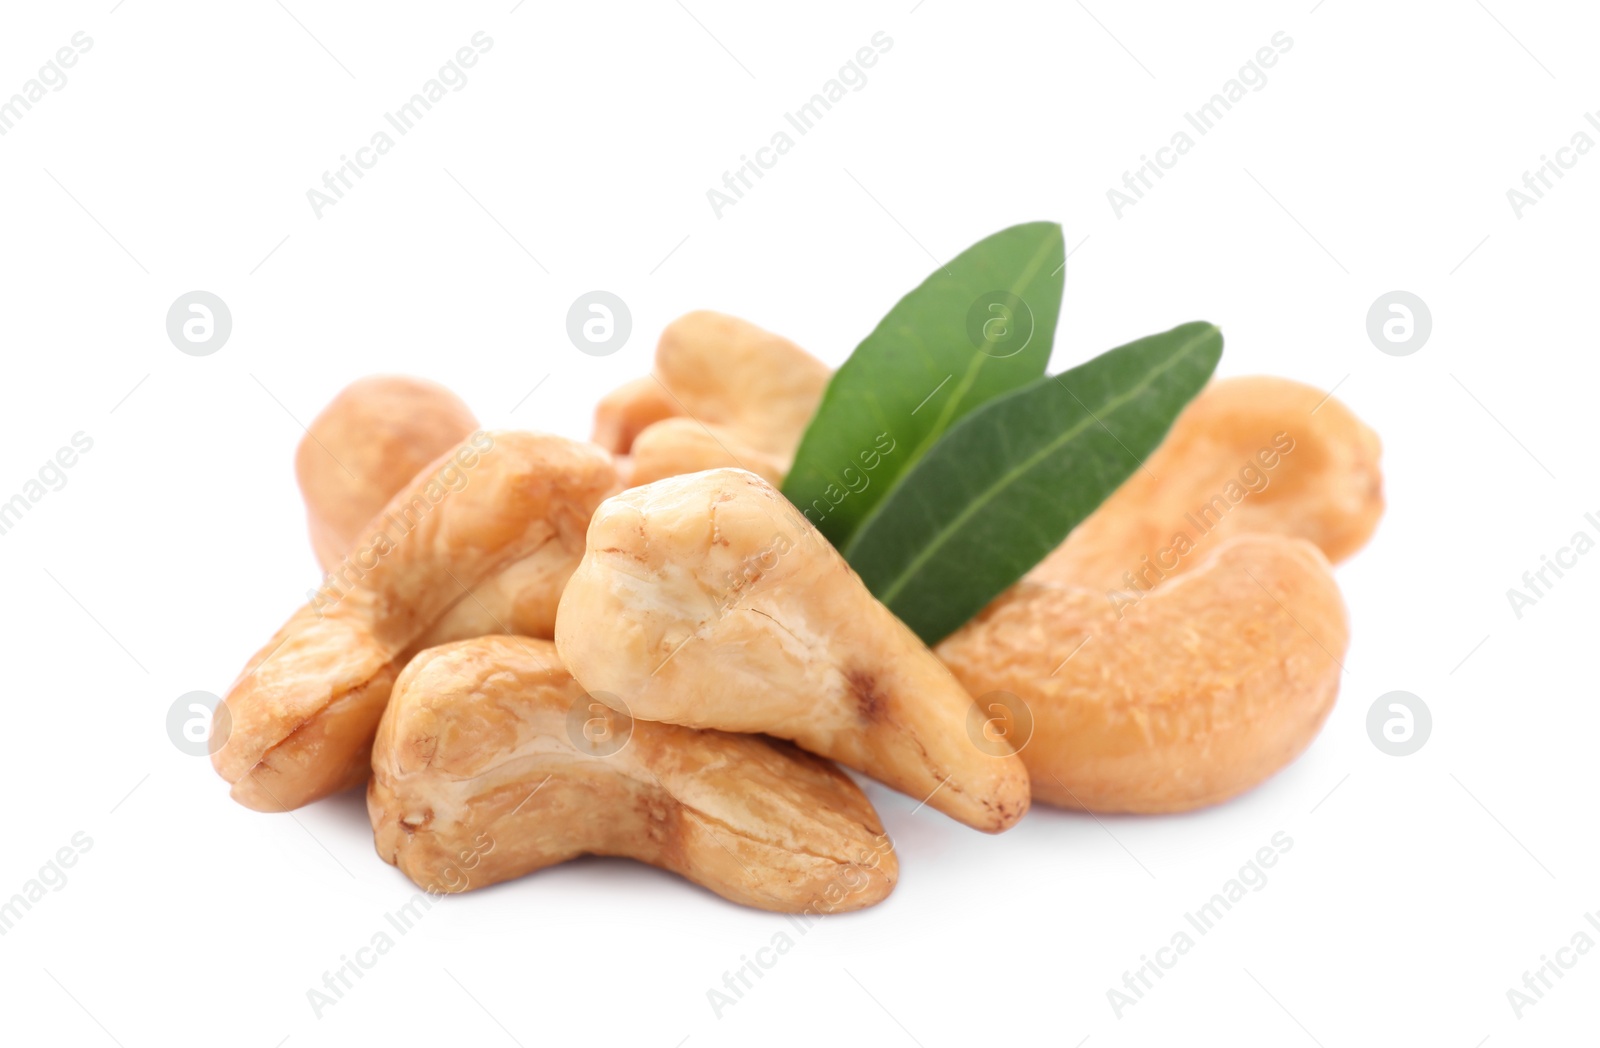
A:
[369,636,898,913]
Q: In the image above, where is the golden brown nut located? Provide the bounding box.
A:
[938,535,1348,813]
[555,469,1031,833]
[293,375,590,646]
[653,311,831,461]
[295,375,479,572]
[215,432,619,812]
[409,551,582,649]
[629,418,788,488]
[369,636,898,913]
[591,376,682,454]
[1030,376,1383,591]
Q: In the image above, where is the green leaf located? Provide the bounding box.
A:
[782,221,1065,549]
[846,321,1224,646]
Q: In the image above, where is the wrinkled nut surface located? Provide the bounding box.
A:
[938,535,1348,813]
[215,432,618,812]
[591,376,682,455]
[555,468,1031,833]
[653,311,831,461]
[629,417,788,489]
[369,636,897,912]
[1031,376,1383,591]
[296,377,605,646]
[296,375,479,572]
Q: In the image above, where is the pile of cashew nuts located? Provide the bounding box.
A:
[213,311,1383,913]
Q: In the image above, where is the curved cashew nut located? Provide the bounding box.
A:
[409,551,584,649]
[1030,376,1383,590]
[652,311,831,461]
[369,636,898,913]
[296,375,479,572]
[555,469,1031,833]
[215,431,618,812]
[629,417,788,489]
[591,376,683,455]
[936,377,1376,814]
[294,377,611,646]
[940,534,1348,813]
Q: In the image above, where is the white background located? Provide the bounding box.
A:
[1,1,1595,1045]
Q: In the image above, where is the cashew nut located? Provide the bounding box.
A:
[369,635,898,912]
[934,378,1377,813]
[652,311,831,461]
[296,375,478,572]
[591,376,682,455]
[294,377,614,646]
[938,534,1347,813]
[410,551,585,648]
[554,468,1031,833]
[1030,376,1383,590]
[592,312,829,489]
[215,431,619,812]
[629,418,788,489]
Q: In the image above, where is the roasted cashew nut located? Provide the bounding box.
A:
[935,377,1380,814]
[939,535,1348,813]
[295,377,616,645]
[555,468,1031,833]
[650,311,830,462]
[296,375,479,572]
[594,312,830,490]
[215,431,618,812]
[591,375,683,455]
[369,636,898,913]
[628,417,788,489]
[1030,375,1383,590]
